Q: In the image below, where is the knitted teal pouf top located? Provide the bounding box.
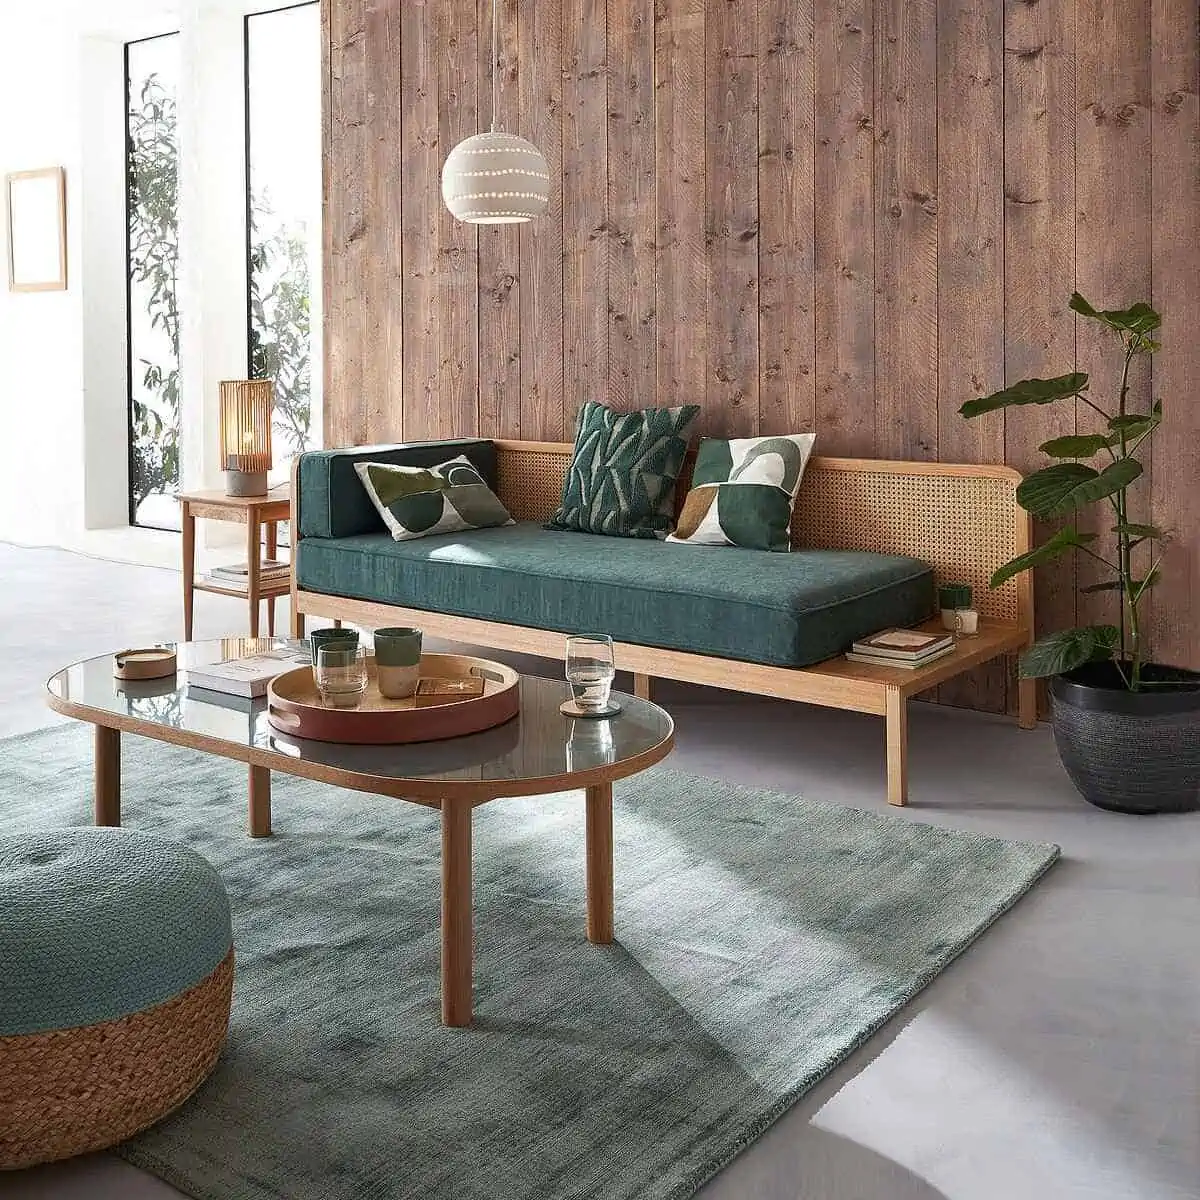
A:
[0,828,232,1037]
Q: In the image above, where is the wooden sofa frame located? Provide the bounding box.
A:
[291,439,1035,806]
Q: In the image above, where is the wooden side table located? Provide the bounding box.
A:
[178,488,291,639]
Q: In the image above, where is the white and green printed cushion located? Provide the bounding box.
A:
[354,455,514,542]
[667,434,816,552]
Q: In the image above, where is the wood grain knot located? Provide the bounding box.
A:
[1163,90,1185,113]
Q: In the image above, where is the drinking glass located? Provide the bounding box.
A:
[315,644,368,708]
[565,635,615,713]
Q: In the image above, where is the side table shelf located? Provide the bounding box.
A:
[178,488,292,639]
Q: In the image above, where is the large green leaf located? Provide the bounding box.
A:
[1038,434,1113,459]
[1017,458,1143,516]
[959,373,1088,419]
[1107,400,1163,442]
[1069,293,1162,335]
[989,526,1097,588]
[1019,625,1120,679]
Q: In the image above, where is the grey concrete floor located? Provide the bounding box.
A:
[2,540,1197,1200]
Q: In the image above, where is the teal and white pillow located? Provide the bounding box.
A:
[667,434,816,552]
[545,401,701,539]
[355,455,514,542]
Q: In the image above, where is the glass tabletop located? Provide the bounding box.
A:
[46,639,674,794]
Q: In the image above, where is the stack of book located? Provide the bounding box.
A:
[845,628,956,670]
[203,560,290,592]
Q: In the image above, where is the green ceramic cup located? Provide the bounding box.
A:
[373,627,422,667]
[309,627,359,666]
[374,627,422,699]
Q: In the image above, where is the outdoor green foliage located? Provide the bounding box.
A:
[960,293,1166,690]
[127,72,180,511]
[128,74,315,520]
[249,196,314,454]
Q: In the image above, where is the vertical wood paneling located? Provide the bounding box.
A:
[813,1,875,456]
[757,0,815,436]
[1004,0,1078,712]
[363,0,401,442]
[936,0,1006,713]
[518,0,564,440]
[437,0,480,439]
[705,0,759,437]
[399,0,439,440]
[1076,1,1154,646]
[607,0,657,413]
[478,0,521,439]
[654,0,707,422]
[325,0,366,449]
[561,0,608,427]
[323,0,1200,711]
[1150,0,1200,667]
[874,0,939,461]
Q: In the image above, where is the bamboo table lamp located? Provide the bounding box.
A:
[219,379,273,497]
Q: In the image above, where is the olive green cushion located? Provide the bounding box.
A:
[296,524,935,668]
[297,439,497,540]
[355,455,514,542]
[0,829,232,1037]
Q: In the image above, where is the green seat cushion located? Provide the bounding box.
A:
[0,829,232,1037]
[297,524,935,668]
[298,439,497,539]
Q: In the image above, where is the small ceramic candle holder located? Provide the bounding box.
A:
[938,584,979,637]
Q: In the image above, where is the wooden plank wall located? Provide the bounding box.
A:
[322,0,1200,711]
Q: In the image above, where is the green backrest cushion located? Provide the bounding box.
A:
[0,829,232,1036]
[298,439,497,539]
[545,402,700,539]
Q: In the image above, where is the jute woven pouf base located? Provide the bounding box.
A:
[0,949,233,1170]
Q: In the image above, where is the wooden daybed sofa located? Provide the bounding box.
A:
[289,438,1035,806]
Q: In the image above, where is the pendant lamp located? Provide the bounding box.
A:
[441,0,550,224]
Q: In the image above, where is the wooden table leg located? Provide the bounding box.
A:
[265,521,278,637]
[586,783,614,944]
[95,726,121,827]
[247,512,262,638]
[441,800,473,1026]
[885,687,909,807]
[249,765,272,838]
[181,503,195,640]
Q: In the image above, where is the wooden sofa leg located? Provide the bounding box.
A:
[633,673,652,701]
[885,688,909,807]
[1017,676,1038,730]
[289,604,305,639]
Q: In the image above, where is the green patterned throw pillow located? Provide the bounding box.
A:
[546,401,701,539]
[355,455,514,542]
[667,433,816,552]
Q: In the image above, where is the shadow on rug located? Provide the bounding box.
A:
[0,725,1057,1200]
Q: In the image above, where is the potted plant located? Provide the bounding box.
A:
[960,293,1199,815]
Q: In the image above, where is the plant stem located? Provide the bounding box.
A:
[1114,338,1140,688]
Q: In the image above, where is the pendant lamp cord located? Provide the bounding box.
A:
[490,0,500,132]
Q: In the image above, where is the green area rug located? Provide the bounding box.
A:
[0,725,1057,1200]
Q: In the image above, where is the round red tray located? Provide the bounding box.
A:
[266,653,520,745]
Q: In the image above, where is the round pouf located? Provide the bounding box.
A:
[0,828,233,1170]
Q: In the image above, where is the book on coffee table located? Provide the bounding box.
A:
[186,649,308,698]
[844,644,956,670]
[850,628,954,659]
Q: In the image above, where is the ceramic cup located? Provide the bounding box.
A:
[309,627,359,666]
[373,627,423,699]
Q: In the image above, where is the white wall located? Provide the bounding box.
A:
[0,0,310,550]
[0,8,86,545]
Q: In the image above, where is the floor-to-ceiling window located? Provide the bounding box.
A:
[125,32,181,530]
[246,2,323,464]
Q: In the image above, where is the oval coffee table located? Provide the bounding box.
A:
[46,640,675,1027]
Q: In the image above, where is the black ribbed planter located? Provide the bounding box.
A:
[1051,662,1200,815]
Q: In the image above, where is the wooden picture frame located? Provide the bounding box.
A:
[5,166,68,292]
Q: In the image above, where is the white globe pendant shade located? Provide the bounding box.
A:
[441,130,551,225]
